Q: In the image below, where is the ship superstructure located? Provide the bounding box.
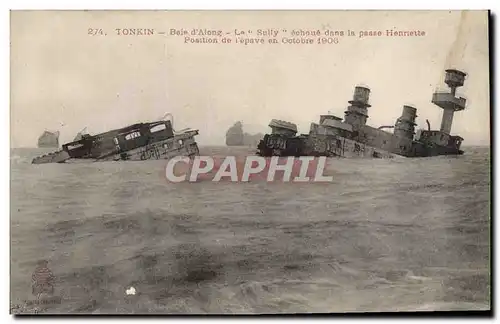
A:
[257,69,468,158]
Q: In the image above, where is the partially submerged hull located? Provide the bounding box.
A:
[257,133,396,159]
[32,119,200,164]
[257,69,468,159]
[257,119,463,159]
[96,130,199,162]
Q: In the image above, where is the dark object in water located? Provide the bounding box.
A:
[32,117,199,164]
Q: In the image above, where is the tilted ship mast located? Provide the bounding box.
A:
[423,69,467,149]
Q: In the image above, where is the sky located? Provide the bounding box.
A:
[10,10,490,147]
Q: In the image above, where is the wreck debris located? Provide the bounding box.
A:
[32,115,199,164]
[257,69,467,158]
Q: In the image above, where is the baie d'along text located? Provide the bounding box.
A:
[170,28,224,37]
[169,28,224,44]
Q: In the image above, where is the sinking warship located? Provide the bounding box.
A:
[32,114,199,164]
[37,130,60,148]
[257,69,467,158]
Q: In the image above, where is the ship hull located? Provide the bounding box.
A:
[257,122,469,159]
[32,132,199,164]
[97,132,199,162]
[32,120,200,164]
[257,133,465,159]
[257,134,396,159]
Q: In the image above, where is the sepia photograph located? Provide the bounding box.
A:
[9,9,491,315]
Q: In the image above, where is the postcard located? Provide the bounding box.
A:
[10,10,490,315]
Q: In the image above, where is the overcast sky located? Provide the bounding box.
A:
[10,10,489,147]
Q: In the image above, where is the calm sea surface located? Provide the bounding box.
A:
[10,146,491,314]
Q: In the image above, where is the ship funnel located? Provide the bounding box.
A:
[394,105,417,140]
[344,85,371,129]
[349,86,371,107]
[401,105,417,124]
